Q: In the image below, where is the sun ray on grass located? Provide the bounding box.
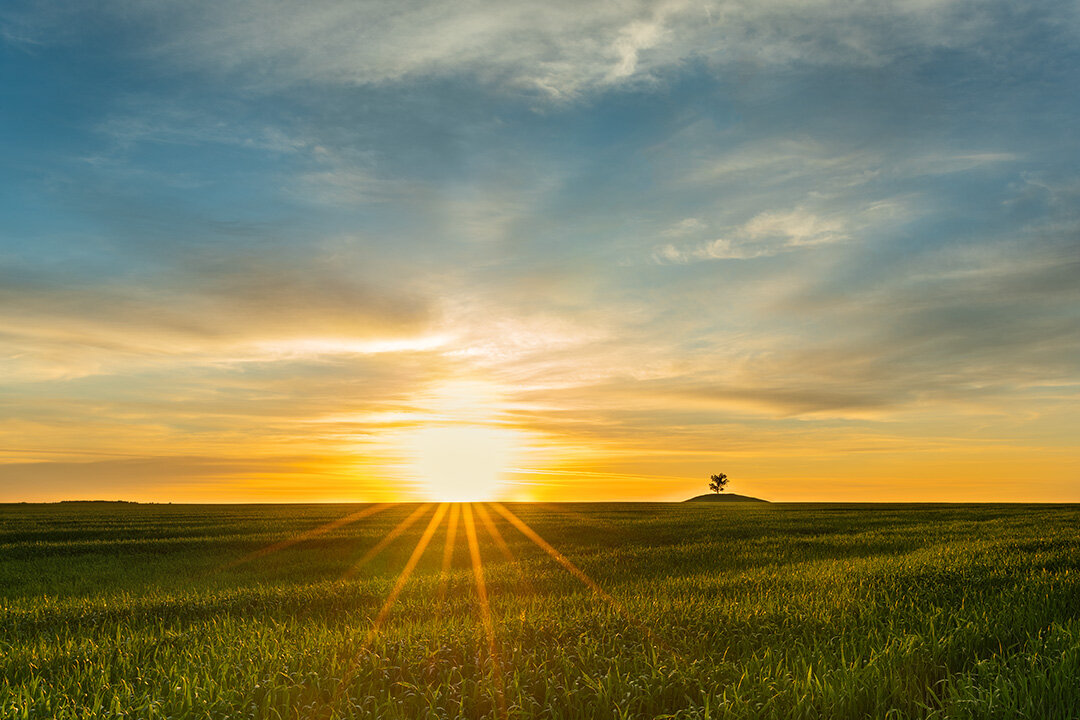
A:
[463,502,507,720]
[490,502,674,653]
[437,502,461,603]
[341,503,433,580]
[329,502,445,709]
[220,503,392,572]
[489,503,613,600]
[365,503,448,642]
[475,502,535,595]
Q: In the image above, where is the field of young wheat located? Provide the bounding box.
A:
[1,502,1078,719]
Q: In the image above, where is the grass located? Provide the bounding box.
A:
[1,501,1078,719]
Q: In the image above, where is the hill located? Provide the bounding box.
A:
[684,493,769,503]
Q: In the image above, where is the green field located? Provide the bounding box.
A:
[2,502,1079,719]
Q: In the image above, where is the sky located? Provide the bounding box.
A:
[1,0,1079,503]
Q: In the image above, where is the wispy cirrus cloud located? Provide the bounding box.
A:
[14,0,1075,97]
[655,201,907,262]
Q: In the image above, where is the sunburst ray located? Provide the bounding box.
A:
[341,503,433,580]
[436,502,461,603]
[330,503,445,706]
[221,503,392,572]
[489,502,672,653]
[489,502,613,600]
[476,502,535,595]
[463,503,506,719]
[365,503,448,641]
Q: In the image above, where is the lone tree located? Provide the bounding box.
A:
[708,473,729,494]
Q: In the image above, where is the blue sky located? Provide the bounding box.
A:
[2,0,1079,501]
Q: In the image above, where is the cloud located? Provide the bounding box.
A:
[655,203,906,262]
[743,208,849,246]
[21,0,1069,98]
[661,217,705,238]
[605,12,669,82]
[0,233,439,380]
[649,231,1080,418]
[686,139,869,186]
[94,104,309,154]
[685,139,1019,193]
[296,168,395,205]
[474,174,1080,440]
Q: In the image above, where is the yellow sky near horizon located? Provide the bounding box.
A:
[4,373,1078,503]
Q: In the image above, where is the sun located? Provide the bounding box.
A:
[400,379,526,501]
[407,425,518,501]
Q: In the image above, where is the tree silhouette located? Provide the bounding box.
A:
[708,473,729,494]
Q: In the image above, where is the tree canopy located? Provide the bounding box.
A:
[709,473,729,494]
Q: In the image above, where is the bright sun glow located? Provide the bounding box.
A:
[401,380,522,501]
[408,426,518,501]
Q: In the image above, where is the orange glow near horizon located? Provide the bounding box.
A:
[5,374,1080,504]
